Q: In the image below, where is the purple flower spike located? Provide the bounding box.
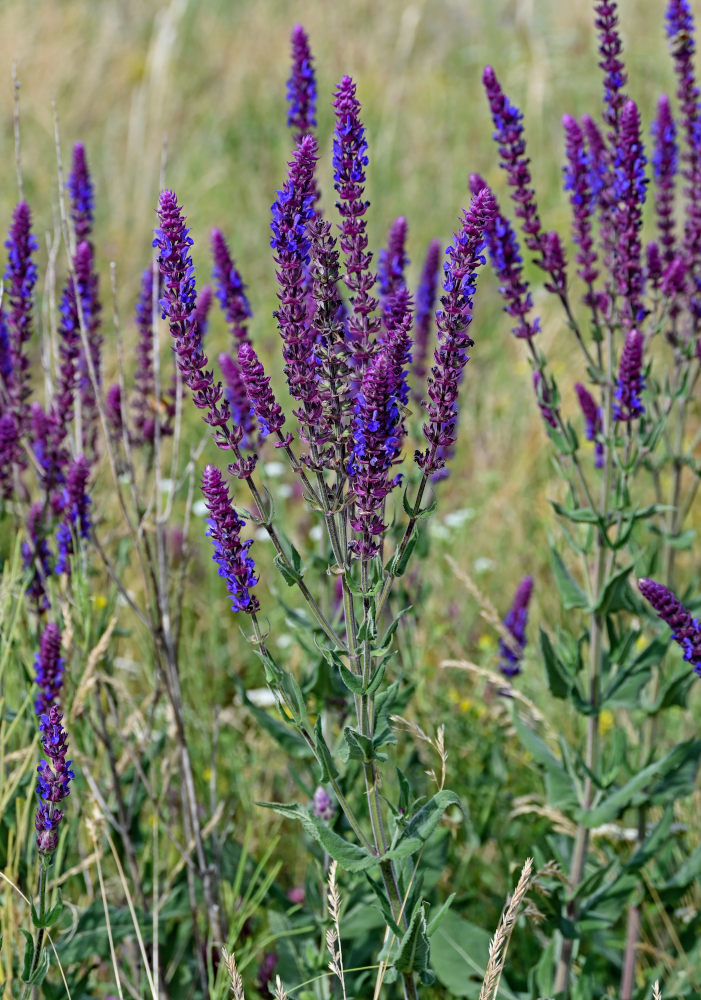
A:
[378,216,409,302]
[0,413,18,499]
[194,285,213,339]
[22,500,53,612]
[575,383,604,467]
[594,1,628,139]
[219,352,256,450]
[55,455,91,575]
[499,576,533,677]
[651,95,678,265]
[533,370,558,429]
[614,328,645,421]
[638,577,701,673]
[237,342,287,442]
[482,66,546,258]
[34,623,65,717]
[471,174,541,341]
[211,228,252,348]
[666,0,701,290]
[412,238,442,400]
[201,464,259,615]
[581,114,608,207]
[105,383,123,438]
[563,115,601,307]
[333,76,381,370]
[312,785,335,822]
[67,142,95,244]
[287,25,317,137]
[35,705,74,855]
[4,202,38,427]
[416,188,496,479]
[613,100,648,328]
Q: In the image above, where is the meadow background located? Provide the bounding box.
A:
[1,0,700,997]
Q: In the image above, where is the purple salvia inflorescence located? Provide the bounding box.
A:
[333,75,381,370]
[646,241,664,289]
[105,383,123,440]
[0,413,17,500]
[350,345,406,557]
[638,577,701,673]
[562,115,602,311]
[666,0,701,314]
[581,114,609,208]
[612,99,648,328]
[594,0,628,140]
[499,576,533,677]
[533,370,558,429]
[131,265,173,445]
[271,134,327,451]
[470,174,541,341]
[287,25,317,137]
[411,238,441,401]
[312,785,335,822]
[211,228,252,349]
[34,622,65,717]
[5,202,38,423]
[51,251,85,466]
[194,285,213,339]
[651,94,678,266]
[23,501,53,613]
[67,142,95,244]
[74,240,103,457]
[482,66,546,258]
[55,455,91,575]
[237,342,288,442]
[613,327,645,421]
[219,352,256,450]
[201,464,259,614]
[35,705,74,856]
[575,382,604,467]
[416,188,497,479]
[378,216,409,303]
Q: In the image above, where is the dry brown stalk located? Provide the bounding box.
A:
[221,948,245,1000]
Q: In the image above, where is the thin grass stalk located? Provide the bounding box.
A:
[479,857,534,1000]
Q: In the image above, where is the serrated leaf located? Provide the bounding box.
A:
[314,717,339,783]
[391,790,461,859]
[389,527,419,577]
[273,552,303,587]
[539,627,571,699]
[550,548,589,610]
[257,801,378,872]
[394,901,435,984]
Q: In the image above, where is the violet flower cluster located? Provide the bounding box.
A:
[411,238,441,399]
[67,142,95,244]
[211,228,252,348]
[287,24,317,137]
[639,577,701,673]
[499,576,534,677]
[575,383,604,466]
[55,455,91,575]
[613,328,645,421]
[35,705,74,857]
[201,465,259,615]
[34,622,65,717]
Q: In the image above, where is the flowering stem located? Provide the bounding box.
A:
[21,866,47,1000]
[376,472,429,619]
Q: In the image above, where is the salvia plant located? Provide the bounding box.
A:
[0,5,700,1000]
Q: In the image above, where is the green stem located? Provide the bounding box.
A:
[21,865,48,1000]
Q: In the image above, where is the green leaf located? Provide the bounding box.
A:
[427,892,455,936]
[394,901,435,985]
[388,527,418,577]
[539,627,571,699]
[430,911,519,999]
[624,806,674,874]
[593,562,635,615]
[337,660,364,695]
[390,790,461,859]
[365,661,387,695]
[339,726,386,764]
[20,928,35,983]
[314,717,339,783]
[236,682,310,759]
[257,801,378,872]
[550,501,600,524]
[550,548,589,610]
[273,552,304,587]
[30,891,63,929]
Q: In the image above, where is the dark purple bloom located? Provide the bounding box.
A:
[34,622,65,717]
[201,464,259,614]
[105,382,123,439]
[22,500,53,612]
[614,328,645,421]
[55,455,91,575]
[0,412,18,500]
[651,95,678,265]
[52,249,86,459]
[194,285,213,338]
[131,265,172,445]
[237,342,287,442]
[581,114,609,207]
[219,352,256,450]
[256,953,278,1000]
[312,785,335,821]
[412,238,442,401]
[482,66,546,258]
[533,370,558,429]
[0,310,11,383]
[666,0,701,307]
[287,25,317,136]
[638,577,701,673]
[333,75,381,370]
[75,240,103,456]
[67,142,95,244]
[575,382,604,467]
[470,173,540,340]
[35,705,74,855]
[612,100,648,328]
[646,241,663,289]
[416,188,496,479]
[4,202,38,427]
[211,228,252,348]
[499,576,533,677]
[594,0,627,139]
[562,115,601,308]
[378,216,409,302]
[155,191,253,473]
